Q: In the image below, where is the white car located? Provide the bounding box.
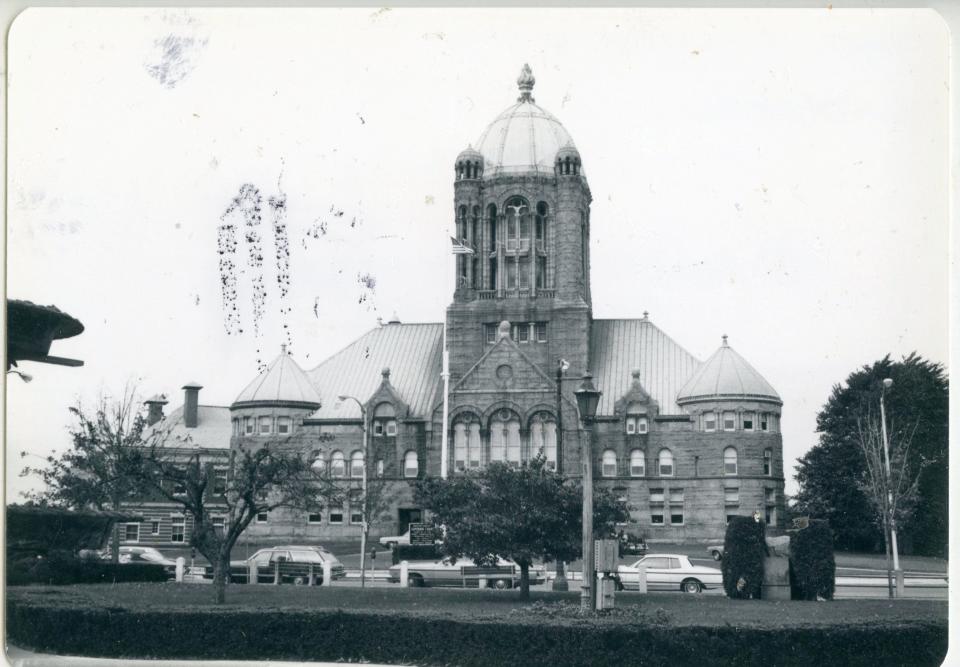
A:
[616,554,722,594]
[379,530,411,548]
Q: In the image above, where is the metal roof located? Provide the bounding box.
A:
[306,322,444,420]
[233,349,322,407]
[589,319,703,416]
[147,404,233,449]
[677,337,781,405]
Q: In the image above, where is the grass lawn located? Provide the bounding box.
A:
[8,583,947,629]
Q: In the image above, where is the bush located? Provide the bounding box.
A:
[5,599,947,667]
[6,551,169,586]
[392,544,442,565]
[722,516,766,599]
[790,520,836,600]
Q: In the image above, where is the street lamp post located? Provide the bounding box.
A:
[552,358,570,592]
[879,378,903,597]
[575,372,601,612]
[338,394,369,588]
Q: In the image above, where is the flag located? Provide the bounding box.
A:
[450,236,475,254]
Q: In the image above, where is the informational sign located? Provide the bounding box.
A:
[409,522,434,546]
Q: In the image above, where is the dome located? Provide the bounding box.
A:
[233,346,322,408]
[475,64,578,177]
[456,145,482,163]
[676,336,781,405]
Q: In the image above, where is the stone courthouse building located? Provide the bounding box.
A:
[120,66,784,550]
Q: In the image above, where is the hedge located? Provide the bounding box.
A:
[7,552,169,586]
[722,516,766,599]
[392,544,442,565]
[5,600,947,667]
[790,520,836,600]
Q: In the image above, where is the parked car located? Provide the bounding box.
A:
[615,554,722,594]
[387,557,546,589]
[100,546,177,578]
[706,544,724,561]
[379,530,411,549]
[222,546,346,585]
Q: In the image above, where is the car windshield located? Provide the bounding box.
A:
[291,550,325,563]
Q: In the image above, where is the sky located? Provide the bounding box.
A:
[5,7,949,502]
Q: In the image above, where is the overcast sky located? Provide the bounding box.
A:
[6,7,949,501]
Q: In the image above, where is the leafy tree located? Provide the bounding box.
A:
[794,353,947,556]
[20,386,147,563]
[137,435,340,604]
[415,458,629,599]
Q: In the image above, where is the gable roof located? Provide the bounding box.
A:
[589,319,702,416]
[677,338,781,405]
[306,322,443,420]
[452,333,554,394]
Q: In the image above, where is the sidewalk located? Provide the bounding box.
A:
[6,645,400,667]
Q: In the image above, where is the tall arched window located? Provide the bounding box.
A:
[487,203,498,289]
[630,449,645,477]
[763,449,772,476]
[403,450,419,478]
[373,402,397,437]
[453,422,468,472]
[657,449,674,477]
[468,422,482,469]
[529,412,557,469]
[602,449,618,477]
[723,447,738,475]
[535,202,548,288]
[330,451,346,478]
[490,409,520,464]
[350,450,364,478]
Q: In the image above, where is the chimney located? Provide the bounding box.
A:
[144,394,169,426]
[182,382,203,428]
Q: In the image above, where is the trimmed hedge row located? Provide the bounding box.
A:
[392,544,442,565]
[6,601,947,667]
[722,516,766,599]
[7,552,168,586]
[790,520,836,600]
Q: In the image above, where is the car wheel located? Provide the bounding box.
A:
[293,576,307,586]
[682,579,702,594]
[407,574,423,587]
[712,550,723,561]
[386,541,397,550]
[491,578,510,590]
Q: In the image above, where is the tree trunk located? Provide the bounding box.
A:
[519,562,530,600]
[882,518,893,599]
[213,552,231,605]
[110,500,121,564]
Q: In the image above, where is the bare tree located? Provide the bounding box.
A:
[137,431,341,604]
[855,408,926,596]
[20,384,146,563]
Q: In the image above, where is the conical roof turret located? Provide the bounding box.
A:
[232,345,322,408]
[677,335,781,405]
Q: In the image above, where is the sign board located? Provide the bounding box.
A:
[409,522,434,546]
[594,539,619,572]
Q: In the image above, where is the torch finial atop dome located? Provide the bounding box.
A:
[517,63,535,102]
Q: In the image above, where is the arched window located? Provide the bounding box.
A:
[403,450,419,478]
[763,449,772,476]
[373,402,397,437]
[350,450,364,479]
[529,412,557,469]
[630,449,645,477]
[490,409,520,464]
[723,447,738,475]
[330,451,346,478]
[453,422,468,472]
[602,449,618,477]
[657,449,674,477]
[468,422,482,469]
